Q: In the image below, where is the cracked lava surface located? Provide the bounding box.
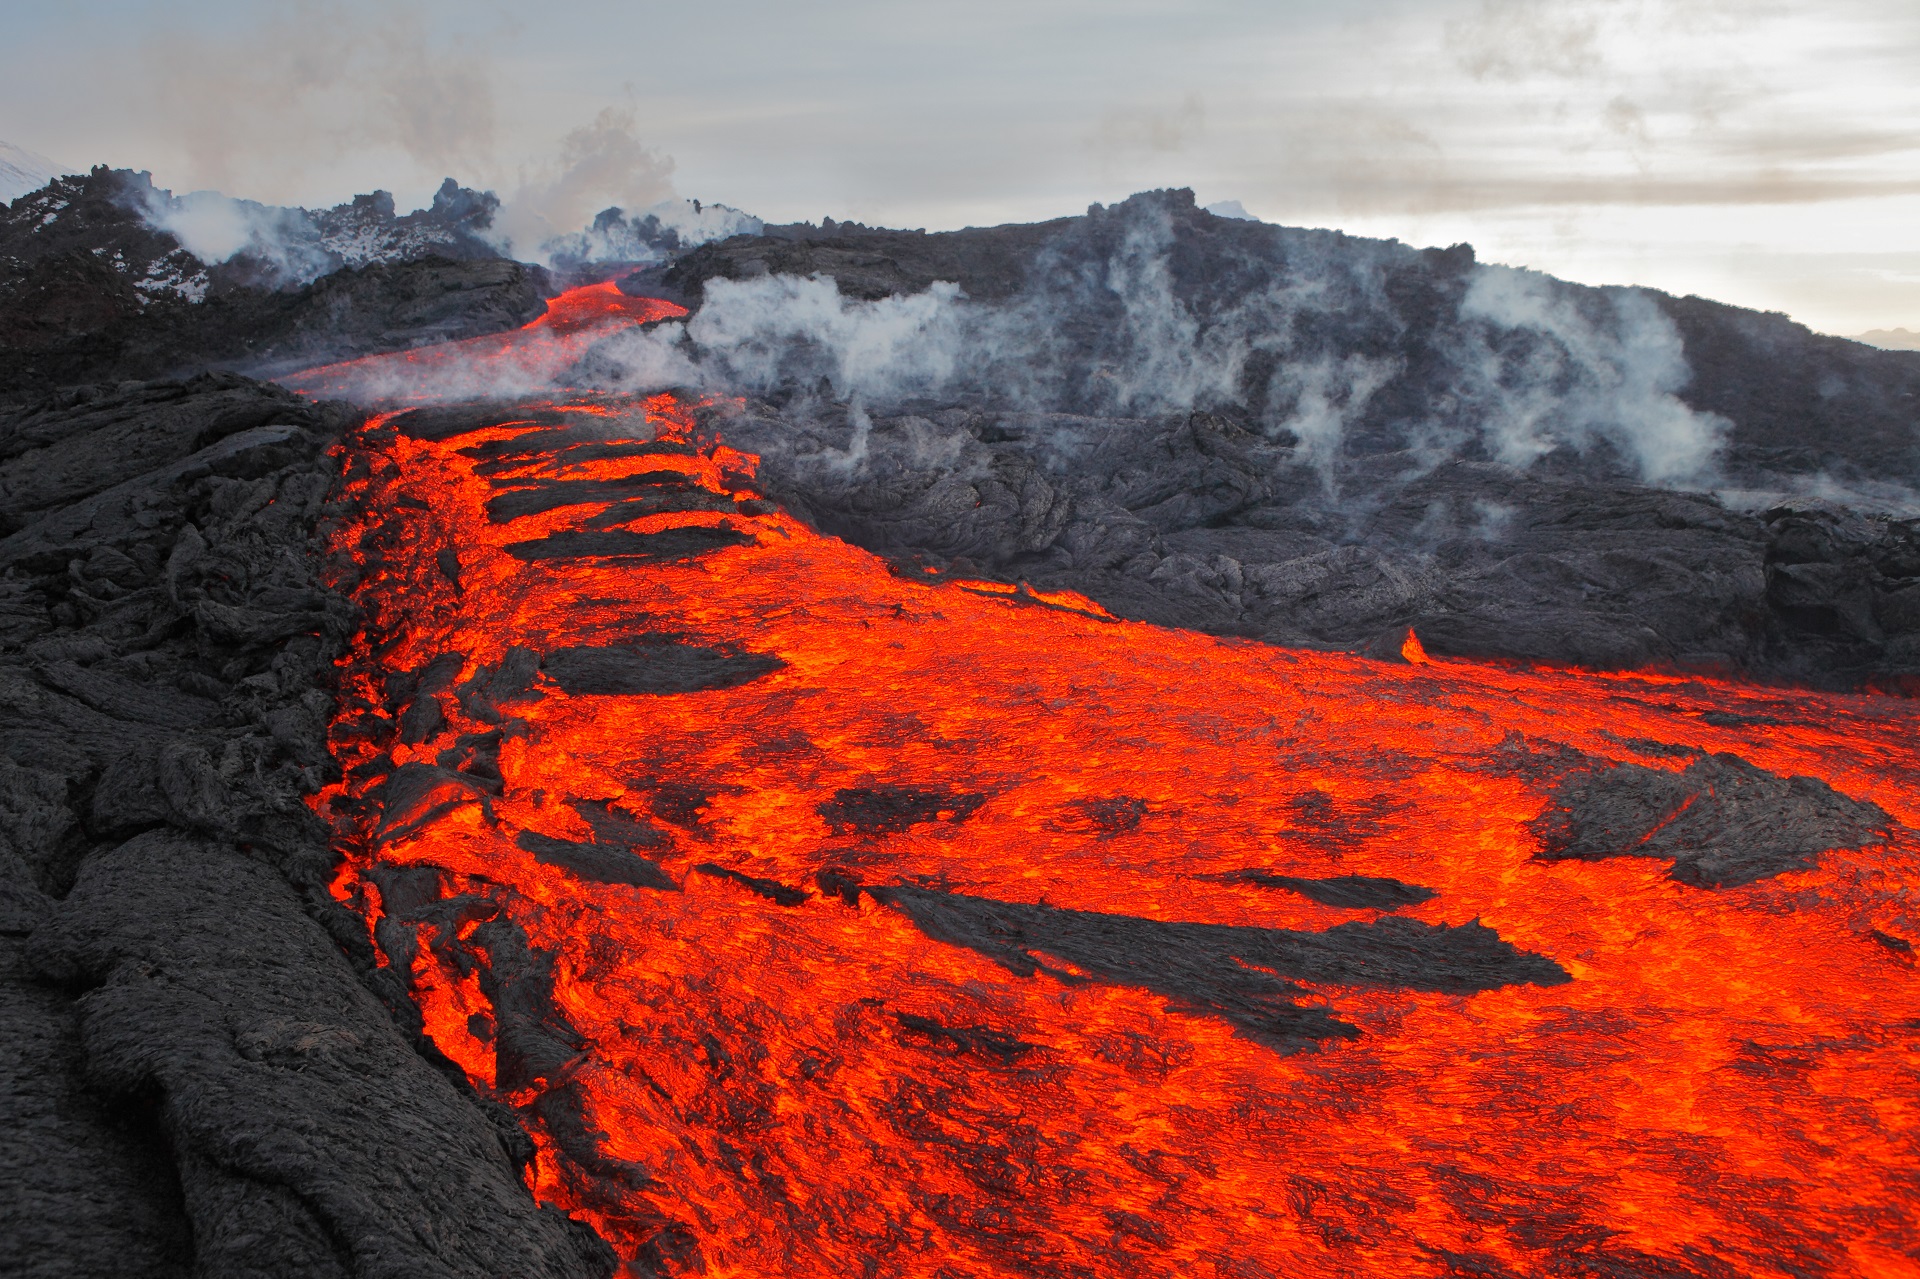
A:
[313,312,1920,1277]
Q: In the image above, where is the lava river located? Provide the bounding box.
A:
[316,385,1920,1277]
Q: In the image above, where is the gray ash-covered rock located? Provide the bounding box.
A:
[1530,751,1892,888]
[0,375,610,1277]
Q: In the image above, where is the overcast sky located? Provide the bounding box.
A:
[3,0,1916,335]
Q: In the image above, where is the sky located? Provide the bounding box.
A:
[2,0,1917,337]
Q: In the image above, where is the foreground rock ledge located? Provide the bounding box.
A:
[0,374,610,1278]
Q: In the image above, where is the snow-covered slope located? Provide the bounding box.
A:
[0,141,65,204]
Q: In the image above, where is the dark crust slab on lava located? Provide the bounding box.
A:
[389,405,570,442]
[516,830,678,891]
[869,885,1571,1050]
[818,784,988,836]
[485,476,720,523]
[539,638,785,696]
[1222,871,1439,910]
[504,526,757,563]
[694,862,812,906]
[1530,751,1892,887]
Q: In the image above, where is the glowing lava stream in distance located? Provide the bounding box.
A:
[314,368,1920,1273]
[285,282,687,404]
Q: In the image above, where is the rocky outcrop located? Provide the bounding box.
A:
[0,170,551,399]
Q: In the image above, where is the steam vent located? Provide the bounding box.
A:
[3,181,1918,1279]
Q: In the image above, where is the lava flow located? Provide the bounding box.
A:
[317,387,1920,1278]
[286,282,686,403]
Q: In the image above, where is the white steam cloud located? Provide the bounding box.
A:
[137,188,333,284]
[300,195,1739,499]
[140,2,497,198]
[489,108,679,263]
[1457,266,1727,486]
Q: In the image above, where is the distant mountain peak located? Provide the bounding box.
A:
[1853,327,1920,352]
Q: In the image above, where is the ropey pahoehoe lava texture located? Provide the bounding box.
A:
[318,391,1919,1278]
[0,376,610,1277]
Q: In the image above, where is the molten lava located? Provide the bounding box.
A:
[287,283,686,403]
[316,372,1920,1274]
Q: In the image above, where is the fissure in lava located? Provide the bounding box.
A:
[315,289,1920,1278]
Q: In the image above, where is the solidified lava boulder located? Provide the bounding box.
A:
[0,375,612,1278]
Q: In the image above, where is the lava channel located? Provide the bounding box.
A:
[316,381,1920,1277]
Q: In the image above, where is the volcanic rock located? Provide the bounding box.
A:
[0,375,612,1277]
[638,189,1920,686]
[0,169,550,398]
[712,399,1920,687]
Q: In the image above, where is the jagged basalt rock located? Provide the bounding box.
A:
[709,399,1920,687]
[31,831,609,1279]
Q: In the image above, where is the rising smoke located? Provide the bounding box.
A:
[580,194,1730,494]
[125,103,754,287]
[487,107,679,263]
[136,188,335,286]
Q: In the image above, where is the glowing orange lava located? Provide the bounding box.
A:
[285,283,686,403]
[319,393,1920,1279]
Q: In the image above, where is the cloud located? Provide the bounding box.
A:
[489,108,680,261]
[1457,265,1727,484]
[137,0,497,197]
[8,0,1918,330]
[1446,0,1608,81]
[1091,94,1206,159]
